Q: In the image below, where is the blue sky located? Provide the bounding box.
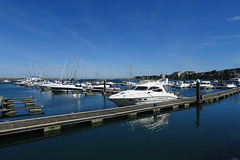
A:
[1,0,240,79]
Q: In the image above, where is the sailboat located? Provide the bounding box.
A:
[122,62,137,86]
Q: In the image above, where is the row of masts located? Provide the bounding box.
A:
[25,56,83,81]
[24,56,111,81]
[25,60,49,80]
[60,55,82,80]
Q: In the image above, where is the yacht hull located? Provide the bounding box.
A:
[51,87,83,92]
[200,86,213,90]
[110,96,177,107]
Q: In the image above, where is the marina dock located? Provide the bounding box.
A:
[0,88,239,137]
[0,96,45,116]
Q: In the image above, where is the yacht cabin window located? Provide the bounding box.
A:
[149,87,163,92]
[201,82,210,85]
[134,86,148,91]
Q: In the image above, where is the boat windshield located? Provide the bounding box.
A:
[134,86,148,91]
[228,81,236,85]
[163,85,172,92]
[130,86,136,90]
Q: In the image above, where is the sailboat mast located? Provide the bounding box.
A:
[78,58,81,80]
[67,55,69,79]
[35,60,37,77]
[25,61,27,79]
[128,62,132,80]
[38,61,39,78]
[30,59,32,79]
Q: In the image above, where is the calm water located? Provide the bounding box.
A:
[0,84,240,160]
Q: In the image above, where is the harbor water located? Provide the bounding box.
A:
[0,84,240,160]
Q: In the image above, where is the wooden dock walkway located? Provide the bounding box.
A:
[0,88,239,136]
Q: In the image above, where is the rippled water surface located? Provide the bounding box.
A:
[0,84,240,160]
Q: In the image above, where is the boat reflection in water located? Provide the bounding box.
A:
[127,105,204,132]
[126,113,171,132]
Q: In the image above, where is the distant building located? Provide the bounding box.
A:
[171,71,182,78]
[183,71,195,77]
[231,70,240,78]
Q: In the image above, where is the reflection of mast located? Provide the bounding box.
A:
[195,104,203,130]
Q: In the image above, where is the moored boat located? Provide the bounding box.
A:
[50,84,83,92]
[224,81,237,89]
[200,81,213,90]
[109,79,178,107]
[2,80,11,83]
[175,81,190,89]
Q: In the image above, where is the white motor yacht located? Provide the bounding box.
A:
[38,82,59,91]
[224,81,237,89]
[92,84,110,92]
[50,84,83,92]
[91,84,120,92]
[230,78,240,87]
[189,80,196,87]
[2,80,11,83]
[108,79,178,107]
[200,81,213,90]
[81,82,93,89]
[175,81,190,89]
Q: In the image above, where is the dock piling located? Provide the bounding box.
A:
[196,79,201,103]
[184,103,190,108]
[128,112,137,118]
[1,96,44,117]
[44,125,61,133]
[172,105,179,111]
[153,108,160,113]
[91,118,103,124]
[104,79,106,94]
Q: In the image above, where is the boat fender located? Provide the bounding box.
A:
[200,94,204,100]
